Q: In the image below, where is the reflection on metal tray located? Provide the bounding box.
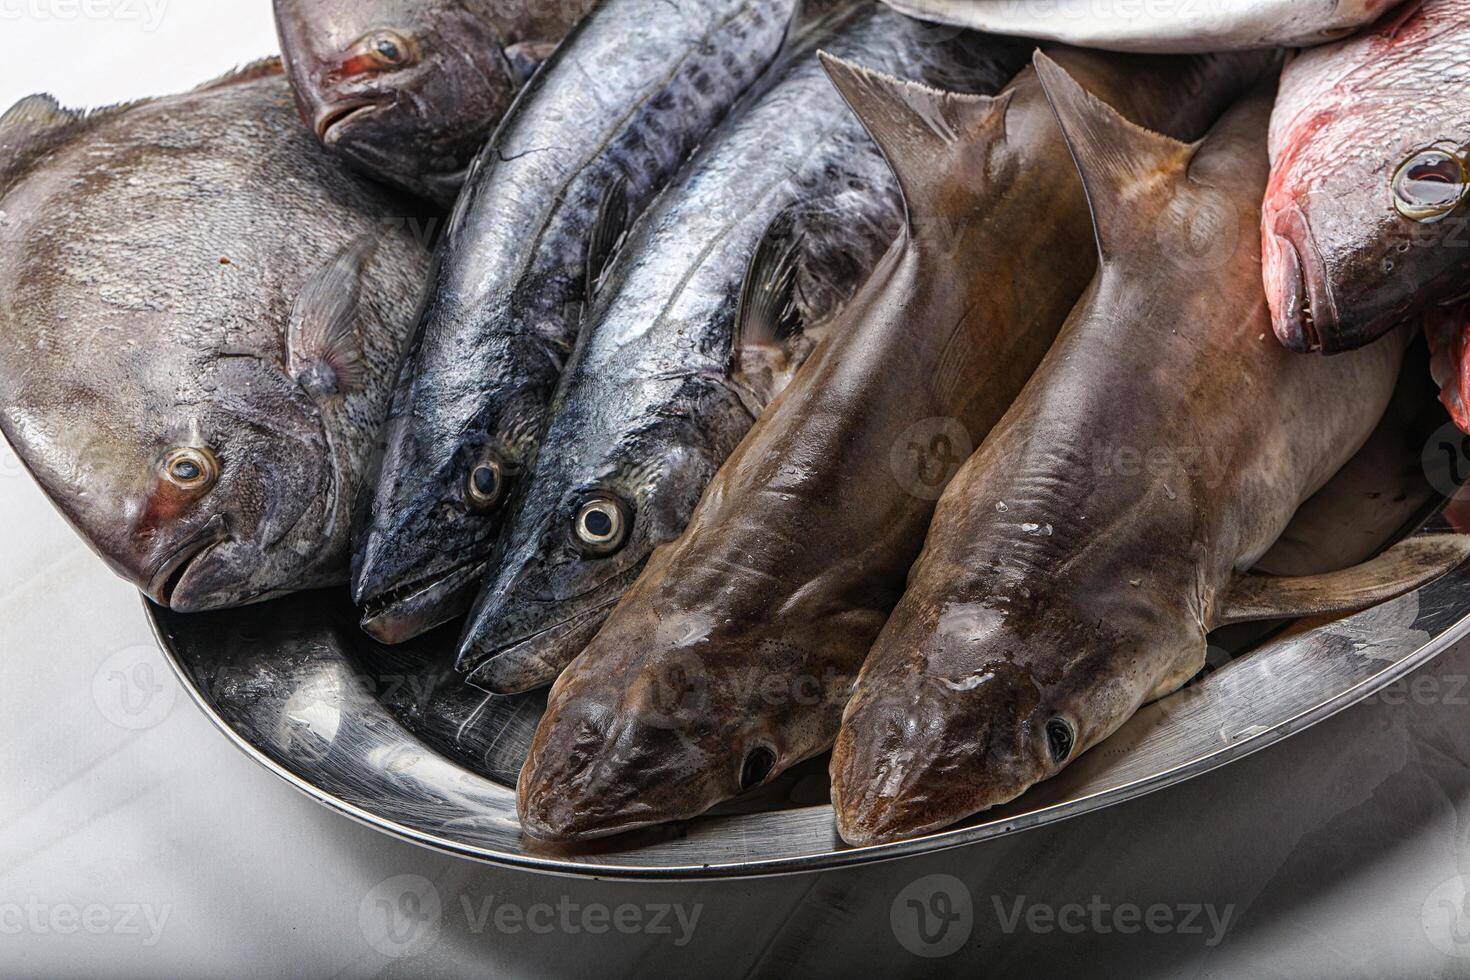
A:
[147,351,1470,879]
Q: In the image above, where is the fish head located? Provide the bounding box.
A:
[458,389,732,694]
[349,308,525,643]
[3,346,338,610]
[1264,15,1470,352]
[274,0,522,202]
[831,594,1205,846]
[517,592,848,841]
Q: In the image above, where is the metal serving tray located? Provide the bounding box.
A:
[146,358,1470,880]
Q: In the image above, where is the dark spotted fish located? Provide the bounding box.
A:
[351,0,805,643]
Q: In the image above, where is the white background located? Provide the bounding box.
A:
[7,2,1470,977]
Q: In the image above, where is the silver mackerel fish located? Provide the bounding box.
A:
[879,0,1406,52]
[352,0,806,643]
[458,1,1030,693]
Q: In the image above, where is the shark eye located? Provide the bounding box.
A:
[1393,149,1468,223]
[467,454,505,511]
[360,30,414,70]
[1045,718,1074,764]
[572,495,630,556]
[739,746,777,791]
[161,447,219,493]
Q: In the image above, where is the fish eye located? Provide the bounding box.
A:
[363,30,414,69]
[571,494,630,556]
[1392,149,1469,223]
[1045,718,1074,764]
[161,447,219,493]
[739,746,777,791]
[466,454,505,511]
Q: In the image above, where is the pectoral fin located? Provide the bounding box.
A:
[730,212,806,415]
[584,176,629,307]
[1214,534,1470,627]
[287,235,375,398]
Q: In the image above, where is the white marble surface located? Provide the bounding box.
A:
[6,3,1470,977]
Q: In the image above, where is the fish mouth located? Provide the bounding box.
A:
[358,560,487,645]
[313,100,382,144]
[1267,208,1338,353]
[462,598,621,694]
[1271,234,1321,352]
[146,517,229,608]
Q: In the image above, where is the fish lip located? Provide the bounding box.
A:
[357,560,487,644]
[1268,207,1339,353]
[1270,233,1320,353]
[146,516,229,608]
[462,598,621,690]
[313,99,383,144]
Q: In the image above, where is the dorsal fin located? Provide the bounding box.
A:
[819,51,1011,228]
[194,56,283,92]
[0,94,92,197]
[1033,51,1198,262]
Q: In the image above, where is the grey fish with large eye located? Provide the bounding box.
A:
[456,1,1032,694]
[274,0,597,204]
[0,62,433,611]
[1264,0,1470,356]
[350,0,809,644]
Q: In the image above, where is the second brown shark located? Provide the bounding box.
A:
[829,60,1470,847]
[515,47,1277,842]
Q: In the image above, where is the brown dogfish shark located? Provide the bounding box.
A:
[513,46,1278,842]
[828,61,1470,846]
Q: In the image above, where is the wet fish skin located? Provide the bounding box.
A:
[1264,0,1470,354]
[881,0,1404,52]
[457,2,1032,696]
[0,64,433,611]
[512,46,1278,842]
[274,0,595,204]
[351,0,804,644]
[829,68,1441,847]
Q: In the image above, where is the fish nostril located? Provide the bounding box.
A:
[1045,718,1074,764]
[739,746,777,791]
